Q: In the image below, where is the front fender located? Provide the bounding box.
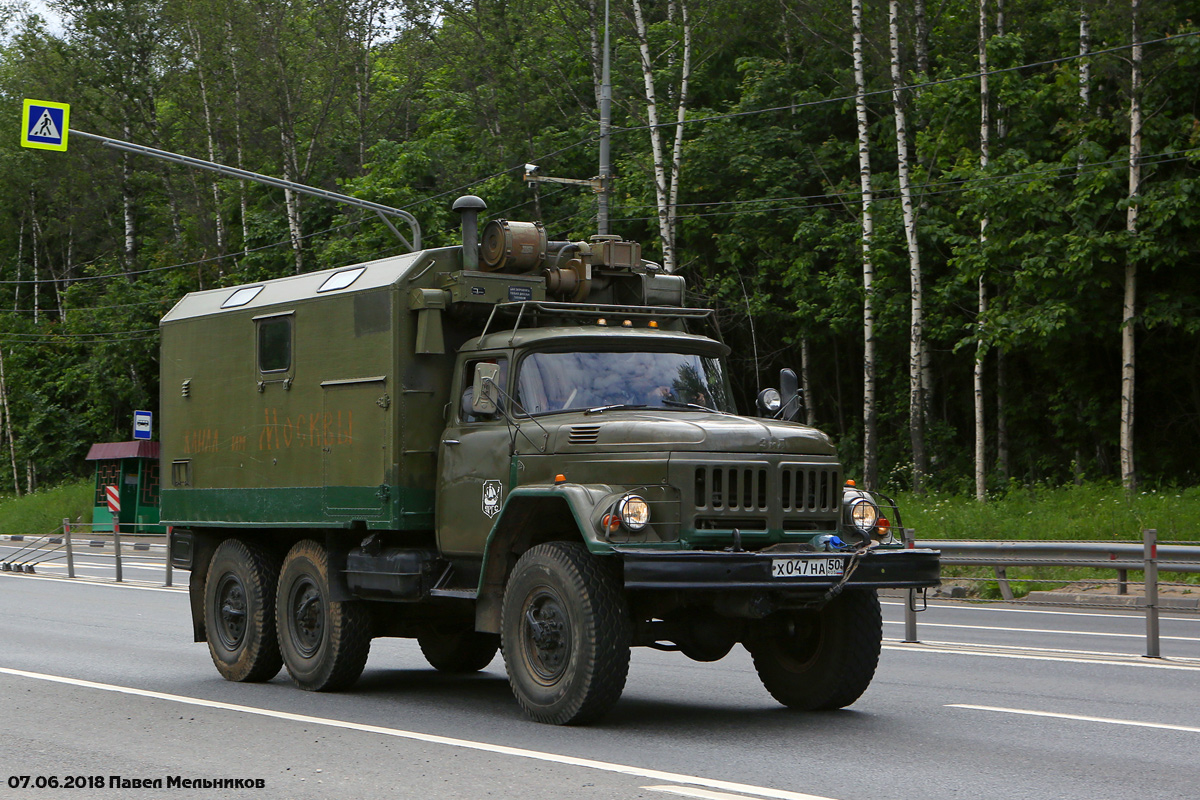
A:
[473,483,620,633]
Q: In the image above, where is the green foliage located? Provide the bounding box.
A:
[0,479,94,534]
[896,482,1200,541]
[0,0,1197,496]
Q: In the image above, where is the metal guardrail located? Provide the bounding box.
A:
[0,520,173,586]
[916,539,1200,572]
[903,528,1196,658]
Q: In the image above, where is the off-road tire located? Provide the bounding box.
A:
[203,539,283,683]
[418,628,499,673]
[501,542,630,725]
[276,540,371,692]
[746,588,882,711]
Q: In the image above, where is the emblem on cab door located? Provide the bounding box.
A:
[482,480,503,518]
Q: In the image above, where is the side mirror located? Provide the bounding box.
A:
[780,368,802,422]
[471,363,501,415]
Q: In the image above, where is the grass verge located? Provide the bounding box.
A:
[891,482,1200,541]
[0,480,93,536]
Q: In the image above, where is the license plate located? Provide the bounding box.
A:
[771,557,845,578]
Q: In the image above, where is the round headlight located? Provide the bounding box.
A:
[618,495,650,530]
[848,498,879,533]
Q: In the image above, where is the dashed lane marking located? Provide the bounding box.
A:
[948,704,1200,734]
[644,785,837,800]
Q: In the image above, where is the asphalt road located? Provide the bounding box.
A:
[1,573,1198,800]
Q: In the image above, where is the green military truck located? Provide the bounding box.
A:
[162,196,938,724]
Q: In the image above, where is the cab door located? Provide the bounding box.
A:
[436,357,512,556]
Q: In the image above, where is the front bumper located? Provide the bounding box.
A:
[618,546,940,592]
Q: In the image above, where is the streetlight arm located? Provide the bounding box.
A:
[71,129,421,251]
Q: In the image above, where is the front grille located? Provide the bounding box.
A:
[690,463,840,515]
[780,466,839,512]
[693,466,768,511]
[568,425,601,445]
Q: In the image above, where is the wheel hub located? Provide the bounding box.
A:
[290,578,325,657]
[523,591,569,681]
[214,573,248,649]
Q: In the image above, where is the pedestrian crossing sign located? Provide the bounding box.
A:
[21,99,70,151]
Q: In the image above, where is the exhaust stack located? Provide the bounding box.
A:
[453,195,488,271]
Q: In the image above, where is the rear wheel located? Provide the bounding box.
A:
[745,589,882,710]
[203,539,282,683]
[418,628,499,673]
[501,542,630,725]
[276,540,372,691]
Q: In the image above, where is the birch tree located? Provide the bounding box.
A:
[974,0,991,501]
[889,0,925,493]
[0,345,17,496]
[631,0,692,272]
[183,14,228,267]
[852,0,878,489]
[1121,0,1142,493]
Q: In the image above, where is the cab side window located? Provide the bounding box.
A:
[459,358,508,423]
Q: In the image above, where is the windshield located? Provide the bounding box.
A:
[515,350,733,415]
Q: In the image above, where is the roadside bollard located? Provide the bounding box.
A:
[63,518,74,578]
[165,526,173,587]
[904,528,919,643]
[1144,528,1160,658]
[113,521,123,583]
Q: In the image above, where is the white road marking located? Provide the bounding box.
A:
[884,642,1200,670]
[37,561,168,570]
[0,666,829,800]
[881,599,1200,625]
[0,573,184,592]
[644,785,837,800]
[883,619,1200,642]
[948,704,1200,734]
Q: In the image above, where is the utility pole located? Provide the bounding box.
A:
[524,0,612,231]
[598,0,613,234]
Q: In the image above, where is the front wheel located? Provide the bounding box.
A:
[501,542,630,725]
[745,588,882,711]
[276,540,372,691]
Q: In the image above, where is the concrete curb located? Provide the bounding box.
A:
[1023,591,1200,611]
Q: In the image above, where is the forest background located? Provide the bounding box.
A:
[0,0,1197,502]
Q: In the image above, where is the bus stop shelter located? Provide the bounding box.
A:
[85,441,164,534]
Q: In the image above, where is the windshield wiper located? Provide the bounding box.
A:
[584,403,647,415]
[661,399,719,412]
